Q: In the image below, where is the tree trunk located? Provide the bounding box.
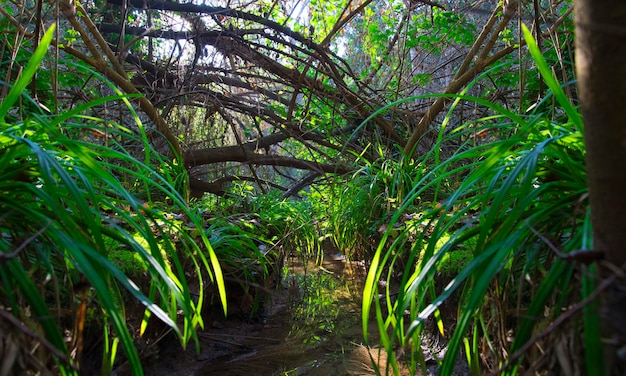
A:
[575,0,626,373]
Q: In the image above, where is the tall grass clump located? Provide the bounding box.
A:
[193,187,318,318]
[198,186,318,265]
[324,144,426,264]
[326,169,385,256]
[0,25,225,375]
[362,27,599,375]
[250,190,319,259]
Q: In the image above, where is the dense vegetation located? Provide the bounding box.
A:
[1,0,624,375]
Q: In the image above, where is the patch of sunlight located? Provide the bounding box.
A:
[412,231,475,276]
[108,243,149,276]
[106,230,178,278]
[438,236,476,276]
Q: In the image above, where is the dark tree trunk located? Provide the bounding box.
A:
[575,0,626,373]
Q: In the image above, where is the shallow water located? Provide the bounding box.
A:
[139,253,376,375]
[142,252,469,376]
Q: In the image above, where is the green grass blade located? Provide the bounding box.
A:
[0,24,55,121]
[522,24,582,131]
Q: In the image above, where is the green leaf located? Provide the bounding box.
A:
[522,24,582,131]
[0,24,56,121]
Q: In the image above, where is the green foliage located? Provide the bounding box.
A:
[407,10,477,52]
[0,29,225,374]
[251,191,319,256]
[196,188,318,304]
[0,2,591,375]
[0,24,54,121]
[360,29,595,375]
[324,170,386,254]
[309,0,351,40]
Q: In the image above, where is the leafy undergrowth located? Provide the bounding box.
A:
[0,29,225,374]
[357,29,596,376]
[98,186,475,375]
[1,15,601,376]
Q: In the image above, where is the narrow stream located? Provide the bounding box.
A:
[142,251,469,376]
[144,251,383,376]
